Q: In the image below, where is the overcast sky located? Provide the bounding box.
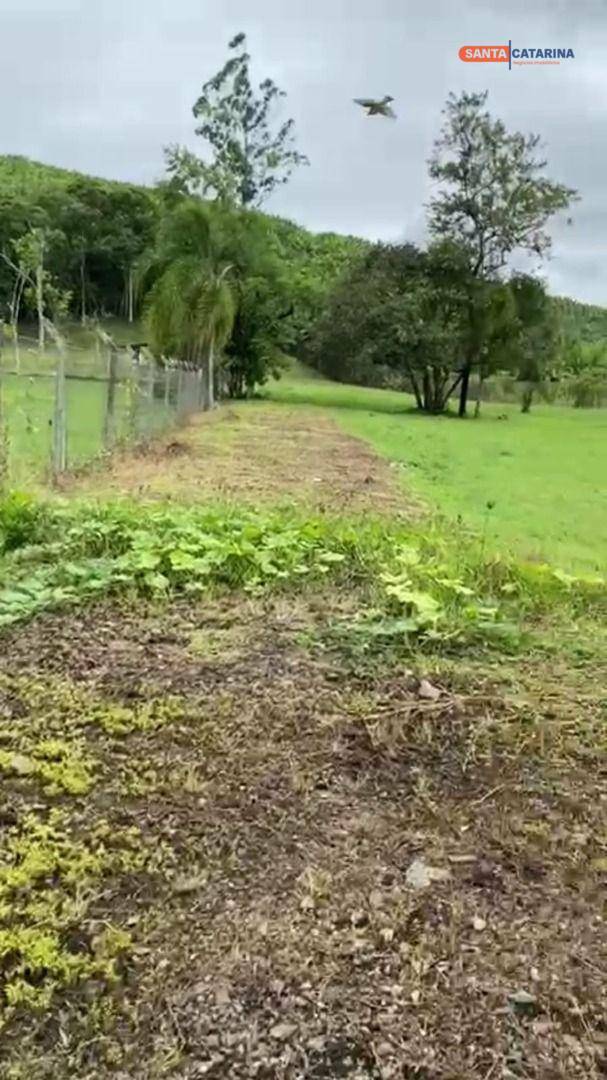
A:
[2,0,606,302]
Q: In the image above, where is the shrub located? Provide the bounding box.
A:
[0,492,49,554]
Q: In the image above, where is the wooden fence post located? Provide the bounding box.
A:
[0,321,7,484]
[103,347,119,447]
[52,340,67,478]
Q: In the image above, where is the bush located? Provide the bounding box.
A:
[0,492,49,554]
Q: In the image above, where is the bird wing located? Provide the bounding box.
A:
[383,104,397,119]
[353,98,377,108]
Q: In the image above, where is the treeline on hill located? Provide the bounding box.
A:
[0,155,364,397]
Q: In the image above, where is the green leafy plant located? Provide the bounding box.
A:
[0,499,604,640]
[0,492,48,554]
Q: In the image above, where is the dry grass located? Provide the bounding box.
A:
[63,403,415,516]
[1,594,605,1078]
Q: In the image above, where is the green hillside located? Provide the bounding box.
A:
[552,294,607,342]
[0,154,133,196]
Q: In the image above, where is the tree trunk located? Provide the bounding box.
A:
[458,366,471,417]
[207,336,215,410]
[474,374,485,418]
[521,385,534,413]
[422,368,431,412]
[36,260,45,351]
[127,266,134,324]
[80,252,87,325]
[11,323,19,375]
[9,272,25,374]
[404,363,423,410]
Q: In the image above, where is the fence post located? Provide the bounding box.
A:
[185,370,194,417]
[0,322,7,485]
[127,362,141,441]
[52,340,67,478]
[103,346,119,447]
[177,366,185,420]
[200,361,211,411]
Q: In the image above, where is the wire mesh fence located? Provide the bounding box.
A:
[0,336,205,486]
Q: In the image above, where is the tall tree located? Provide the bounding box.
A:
[165,32,308,207]
[428,90,577,416]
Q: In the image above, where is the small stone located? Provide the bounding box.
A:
[405,858,450,890]
[533,1020,552,1035]
[508,989,537,1014]
[418,679,440,701]
[472,916,486,932]
[270,1021,297,1041]
[307,1036,325,1052]
[376,1042,393,1056]
[351,909,368,927]
[215,985,231,1006]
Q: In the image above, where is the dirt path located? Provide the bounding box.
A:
[65,402,415,516]
[1,594,605,1078]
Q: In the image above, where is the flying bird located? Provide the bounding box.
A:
[353,95,396,119]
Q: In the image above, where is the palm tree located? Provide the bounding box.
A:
[143,202,235,409]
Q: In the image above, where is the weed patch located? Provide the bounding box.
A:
[0,497,604,651]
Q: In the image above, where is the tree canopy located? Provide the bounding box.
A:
[164,32,308,207]
[428,91,577,414]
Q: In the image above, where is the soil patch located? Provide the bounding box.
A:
[0,596,605,1078]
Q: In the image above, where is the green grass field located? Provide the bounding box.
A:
[262,367,607,573]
